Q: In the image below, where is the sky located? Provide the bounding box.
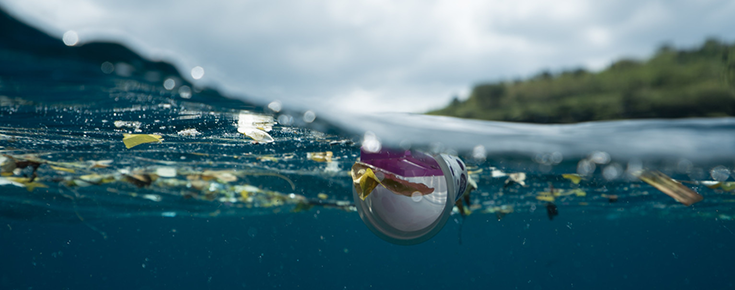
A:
[2,0,735,114]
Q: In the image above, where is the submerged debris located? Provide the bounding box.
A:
[637,170,703,206]
[601,194,619,203]
[546,202,558,220]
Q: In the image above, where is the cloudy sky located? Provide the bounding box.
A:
[3,0,735,114]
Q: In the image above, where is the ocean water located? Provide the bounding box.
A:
[2,9,735,290]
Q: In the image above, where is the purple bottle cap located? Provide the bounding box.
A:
[359,147,444,177]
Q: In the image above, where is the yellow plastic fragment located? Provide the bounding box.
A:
[536,195,555,202]
[88,160,113,168]
[307,151,333,162]
[355,167,381,200]
[122,134,163,149]
[562,174,583,184]
[637,170,703,206]
[239,190,251,200]
[703,181,735,191]
[50,165,75,173]
[317,193,328,200]
[258,156,279,162]
[351,162,434,200]
[570,189,587,197]
[4,177,47,191]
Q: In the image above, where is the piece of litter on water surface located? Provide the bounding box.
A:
[114,120,142,130]
[122,134,163,149]
[49,165,75,173]
[505,172,527,187]
[237,111,275,143]
[562,174,583,184]
[142,194,162,202]
[307,151,333,162]
[637,170,703,206]
[701,181,735,191]
[177,128,201,137]
[238,127,274,143]
[156,167,177,178]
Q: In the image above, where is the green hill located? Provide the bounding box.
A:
[429,39,735,123]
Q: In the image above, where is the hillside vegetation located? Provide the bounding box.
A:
[429,39,735,123]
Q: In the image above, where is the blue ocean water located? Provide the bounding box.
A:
[1,9,735,290]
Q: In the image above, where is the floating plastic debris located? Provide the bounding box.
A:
[701,181,735,191]
[49,165,75,173]
[237,112,275,143]
[637,170,703,206]
[562,173,583,184]
[122,134,163,149]
[0,155,16,173]
[124,173,158,187]
[1,176,47,191]
[142,194,162,202]
[505,172,527,187]
[88,160,113,168]
[156,167,177,178]
[114,120,143,132]
[307,151,333,162]
[200,170,238,183]
[351,162,434,200]
[177,128,201,137]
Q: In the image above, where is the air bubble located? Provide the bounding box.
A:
[268,101,282,112]
[62,30,78,46]
[711,166,730,182]
[163,78,176,90]
[100,62,114,74]
[362,131,381,153]
[191,66,205,80]
[303,110,316,123]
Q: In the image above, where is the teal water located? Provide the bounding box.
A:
[1,9,735,290]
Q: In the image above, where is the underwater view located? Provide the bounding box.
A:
[2,3,735,290]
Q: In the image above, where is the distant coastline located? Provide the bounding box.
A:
[429,39,735,123]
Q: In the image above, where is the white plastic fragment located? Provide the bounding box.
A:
[156,167,177,178]
[237,111,275,143]
[177,128,201,137]
[142,194,162,202]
